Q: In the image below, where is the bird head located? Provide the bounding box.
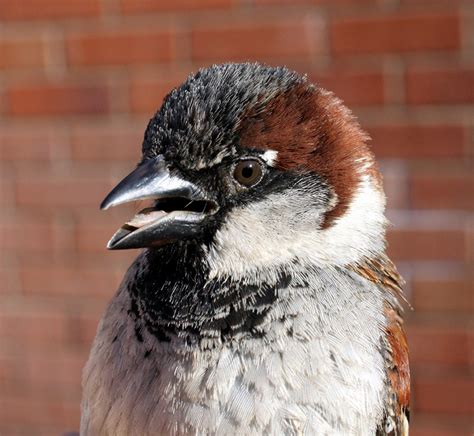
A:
[101,63,386,279]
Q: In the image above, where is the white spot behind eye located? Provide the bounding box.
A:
[261,150,278,167]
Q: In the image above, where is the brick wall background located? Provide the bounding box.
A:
[0,0,472,434]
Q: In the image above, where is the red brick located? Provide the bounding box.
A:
[310,70,385,106]
[71,125,142,160]
[316,0,378,2]
[121,0,232,14]
[414,376,474,414]
[0,129,67,161]
[75,205,138,253]
[1,352,84,405]
[410,413,474,436]
[381,164,409,209]
[20,265,120,298]
[0,267,19,294]
[15,175,114,208]
[401,0,471,4]
[368,125,465,159]
[25,352,86,386]
[1,382,81,408]
[0,38,44,69]
[410,171,474,210]
[7,82,109,116]
[0,310,71,347]
[255,0,312,3]
[0,396,79,428]
[192,19,323,62]
[407,324,472,368]
[77,312,105,347]
[73,213,138,263]
[0,177,14,207]
[0,0,100,20]
[67,29,178,66]
[319,0,377,2]
[0,425,74,436]
[407,67,474,105]
[256,0,375,4]
[0,217,53,253]
[130,73,188,113]
[412,279,474,313]
[0,356,24,386]
[76,222,120,254]
[387,229,466,261]
[331,13,460,54]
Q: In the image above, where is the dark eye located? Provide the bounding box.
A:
[233,159,263,187]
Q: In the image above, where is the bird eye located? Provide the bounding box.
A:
[233,159,263,187]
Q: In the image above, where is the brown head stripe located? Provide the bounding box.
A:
[239,82,380,227]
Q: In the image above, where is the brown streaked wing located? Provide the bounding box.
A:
[349,254,409,308]
[378,304,410,435]
[349,255,410,435]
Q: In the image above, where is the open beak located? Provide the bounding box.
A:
[101,156,217,250]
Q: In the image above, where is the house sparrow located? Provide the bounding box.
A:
[81,63,409,435]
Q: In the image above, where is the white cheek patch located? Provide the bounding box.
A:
[205,175,387,281]
[261,150,278,167]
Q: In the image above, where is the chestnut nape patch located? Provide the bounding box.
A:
[238,83,375,227]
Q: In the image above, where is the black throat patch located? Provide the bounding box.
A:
[126,243,292,345]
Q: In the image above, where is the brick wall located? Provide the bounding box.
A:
[0,0,472,434]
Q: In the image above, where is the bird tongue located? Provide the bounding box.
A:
[125,207,167,229]
[107,207,168,248]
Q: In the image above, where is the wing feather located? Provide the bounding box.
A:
[350,255,410,436]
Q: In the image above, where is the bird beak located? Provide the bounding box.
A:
[100,156,217,250]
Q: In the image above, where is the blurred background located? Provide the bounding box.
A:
[0,0,472,435]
